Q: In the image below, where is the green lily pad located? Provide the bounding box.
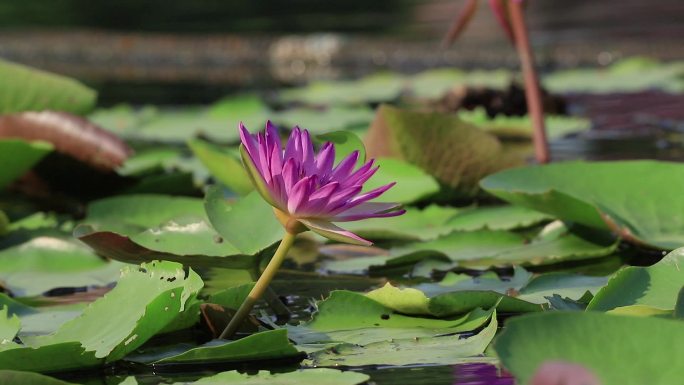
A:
[27,261,202,362]
[188,139,253,195]
[116,147,184,177]
[207,94,269,129]
[88,104,158,135]
[445,205,552,232]
[0,59,96,115]
[0,139,53,190]
[0,306,20,342]
[365,105,521,197]
[495,312,684,385]
[342,205,461,241]
[518,273,609,305]
[273,106,374,134]
[181,369,370,385]
[127,329,300,365]
[204,187,284,256]
[544,57,684,93]
[315,131,367,165]
[0,370,80,385]
[458,107,590,140]
[307,312,497,366]
[481,160,684,250]
[86,194,207,229]
[587,248,684,312]
[279,73,405,106]
[284,289,495,347]
[362,158,440,204]
[415,267,533,298]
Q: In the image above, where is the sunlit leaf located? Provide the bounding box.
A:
[482,160,684,249]
[0,59,96,115]
[495,312,684,385]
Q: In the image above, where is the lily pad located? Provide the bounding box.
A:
[188,139,253,195]
[182,369,370,385]
[273,106,374,134]
[0,59,96,115]
[0,306,20,342]
[445,205,552,232]
[482,160,684,250]
[365,104,521,197]
[86,194,207,229]
[0,139,53,190]
[495,312,684,385]
[0,370,80,385]
[342,205,461,241]
[587,248,684,312]
[362,158,440,204]
[28,261,202,361]
[307,312,497,366]
[127,329,300,365]
[279,73,405,106]
[458,107,590,140]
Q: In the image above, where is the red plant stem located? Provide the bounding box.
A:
[441,0,480,48]
[508,0,550,164]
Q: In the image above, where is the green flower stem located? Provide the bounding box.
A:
[219,231,297,340]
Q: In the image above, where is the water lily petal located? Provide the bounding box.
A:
[315,142,335,176]
[332,202,404,222]
[239,144,281,208]
[300,218,372,246]
[288,175,315,213]
[330,150,359,181]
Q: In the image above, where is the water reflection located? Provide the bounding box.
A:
[453,363,514,385]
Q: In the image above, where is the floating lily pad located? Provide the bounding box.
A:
[458,108,590,140]
[362,158,440,204]
[279,73,405,106]
[587,248,684,312]
[127,329,300,365]
[481,160,684,250]
[495,312,684,385]
[0,139,53,190]
[0,370,80,385]
[0,307,20,342]
[183,369,370,385]
[0,59,96,115]
[544,57,684,93]
[445,205,552,232]
[86,194,207,229]
[307,312,497,367]
[273,106,374,133]
[343,205,461,241]
[22,261,202,364]
[188,139,253,195]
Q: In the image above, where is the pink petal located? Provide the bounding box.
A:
[239,122,259,160]
[332,202,404,222]
[239,145,281,209]
[309,181,339,201]
[315,142,335,176]
[330,150,360,180]
[299,218,372,246]
[287,175,315,214]
[284,127,301,162]
[330,183,396,215]
[281,158,300,195]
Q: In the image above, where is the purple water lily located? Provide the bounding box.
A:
[220,121,404,339]
[239,121,405,246]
